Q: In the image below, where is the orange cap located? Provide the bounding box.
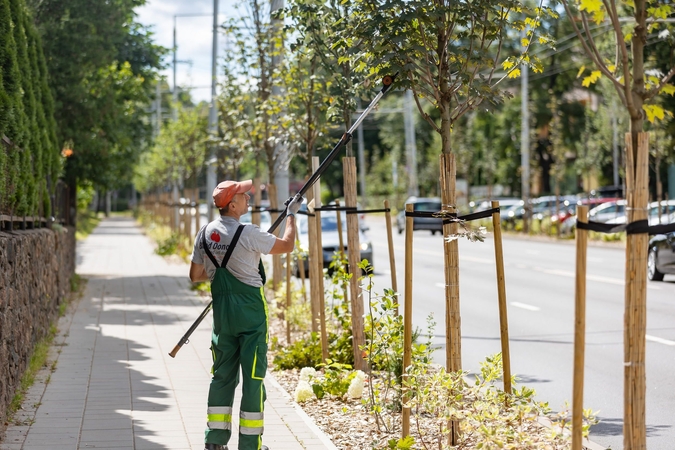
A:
[213,179,253,208]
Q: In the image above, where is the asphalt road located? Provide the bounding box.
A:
[362,215,675,450]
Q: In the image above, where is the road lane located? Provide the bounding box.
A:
[362,215,675,449]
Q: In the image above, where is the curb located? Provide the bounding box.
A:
[266,374,339,450]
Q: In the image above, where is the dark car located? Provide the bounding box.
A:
[295,202,373,275]
[648,213,675,281]
[396,197,444,235]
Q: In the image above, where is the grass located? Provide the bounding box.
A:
[136,209,194,261]
[75,210,102,240]
[7,325,57,422]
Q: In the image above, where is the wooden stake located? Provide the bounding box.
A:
[252,177,262,227]
[491,201,511,395]
[286,252,292,345]
[572,205,589,450]
[306,188,320,333]
[623,132,649,450]
[343,157,366,371]
[402,203,414,439]
[384,199,399,315]
[336,199,345,254]
[268,184,282,291]
[298,252,308,304]
[335,200,349,305]
[440,153,460,446]
[312,156,328,362]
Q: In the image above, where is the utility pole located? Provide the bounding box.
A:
[271,0,289,205]
[173,20,178,122]
[520,39,530,232]
[206,0,219,222]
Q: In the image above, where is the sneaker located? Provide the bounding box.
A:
[204,444,227,450]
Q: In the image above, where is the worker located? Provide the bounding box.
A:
[189,179,302,450]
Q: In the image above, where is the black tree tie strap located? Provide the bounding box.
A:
[404,207,499,223]
[577,219,675,236]
[311,205,392,214]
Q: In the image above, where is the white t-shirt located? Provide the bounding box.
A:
[191,216,276,287]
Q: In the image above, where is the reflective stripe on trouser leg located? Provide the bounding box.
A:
[239,410,264,435]
[207,406,233,430]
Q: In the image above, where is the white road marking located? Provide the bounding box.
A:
[510,302,541,311]
[646,335,675,346]
[463,256,493,264]
[533,267,660,290]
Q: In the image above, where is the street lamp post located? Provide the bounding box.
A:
[206,0,219,222]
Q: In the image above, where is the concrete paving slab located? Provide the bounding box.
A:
[0,217,336,450]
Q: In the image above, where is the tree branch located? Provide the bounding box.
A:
[645,66,675,101]
[560,0,626,103]
[600,0,635,115]
[410,74,441,134]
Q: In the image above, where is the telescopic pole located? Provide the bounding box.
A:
[169,74,397,358]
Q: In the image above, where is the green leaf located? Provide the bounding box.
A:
[661,84,675,96]
[576,65,586,79]
[578,0,606,23]
[582,70,602,87]
[642,104,667,123]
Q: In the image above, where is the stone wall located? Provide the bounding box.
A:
[0,226,76,426]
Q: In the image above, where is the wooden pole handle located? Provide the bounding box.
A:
[169,344,182,358]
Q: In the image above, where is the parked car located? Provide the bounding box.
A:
[240,208,272,231]
[502,196,577,224]
[560,199,626,234]
[470,197,522,213]
[605,200,675,226]
[648,212,675,281]
[396,197,444,235]
[295,202,373,274]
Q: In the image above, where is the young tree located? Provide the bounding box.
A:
[558,1,675,447]
[134,104,208,194]
[225,0,288,187]
[275,41,331,174]
[351,0,554,374]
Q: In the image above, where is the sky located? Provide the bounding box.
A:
[136,0,241,104]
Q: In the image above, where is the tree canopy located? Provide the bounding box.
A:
[29,0,165,192]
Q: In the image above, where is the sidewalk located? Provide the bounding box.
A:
[1,217,337,450]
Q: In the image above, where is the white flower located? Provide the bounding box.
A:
[294,380,314,403]
[347,370,366,399]
[299,367,317,382]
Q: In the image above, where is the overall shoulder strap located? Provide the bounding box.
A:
[220,224,246,268]
[201,225,220,268]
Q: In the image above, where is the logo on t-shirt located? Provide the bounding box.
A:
[210,231,221,243]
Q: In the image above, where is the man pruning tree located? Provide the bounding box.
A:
[189,179,303,450]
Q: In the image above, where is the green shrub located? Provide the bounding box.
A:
[311,360,355,399]
[273,332,323,370]
[155,232,181,256]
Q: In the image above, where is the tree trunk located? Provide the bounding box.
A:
[344,157,366,370]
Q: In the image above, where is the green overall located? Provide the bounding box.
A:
[202,225,269,450]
